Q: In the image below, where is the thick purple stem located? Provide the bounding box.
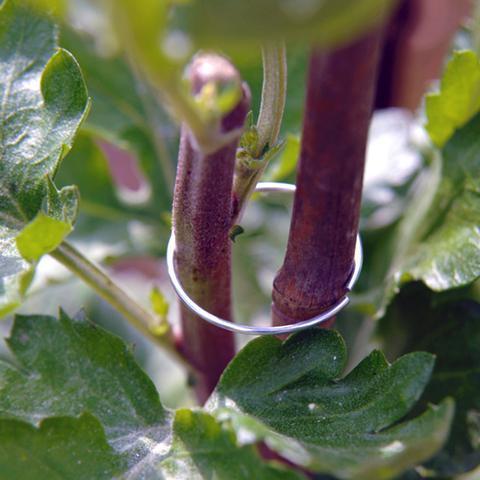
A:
[272,32,384,326]
[172,54,249,402]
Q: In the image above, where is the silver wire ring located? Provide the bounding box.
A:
[167,182,363,336]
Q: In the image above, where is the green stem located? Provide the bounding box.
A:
[50,241,192,372]
[231,42,287,222]
[255,42,288,156]
[112,2,241,154]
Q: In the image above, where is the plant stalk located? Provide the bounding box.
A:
[50,241,192,373]
[231,42,287,223]
[272,31,384,325]
[113,2,239,155]
[172,54,250,402]
[255,42,288,157]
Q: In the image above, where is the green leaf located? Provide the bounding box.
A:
[53,25,174,251]
[359,52,480,317]
[0,0,89,315]
[0,310,167,434]
[426,51,480,147]
[406,114,480,291]
[264,134,300,181]
[0,309,172,474]
[171,0,397,49]
[150,286,169,318]
[161,409,304,480]
[0,414,125,480]
[375,111,480,316]
[0,311,304,478]
[148,286,170,336]
[16,213,71,262]
[209,329,454,480]
[379,284,480,477]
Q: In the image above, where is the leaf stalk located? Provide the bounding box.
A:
[50,241,193,373]
[231,42,287,222]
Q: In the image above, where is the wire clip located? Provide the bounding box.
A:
[167,182,363,335]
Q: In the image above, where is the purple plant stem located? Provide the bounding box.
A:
[272,31,384,326]
[172,54,249,402]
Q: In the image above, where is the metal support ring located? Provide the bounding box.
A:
[167,182,363,336]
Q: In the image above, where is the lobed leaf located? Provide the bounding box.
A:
[0,414,124,480]
[0,0,89,315]
[0,310,455,479]
[52,29,175,258]
[209,329,454,480]
[0,311,304,479]
[160,409,303,480]
[375,110,480,317]
[0,310,167,431]
[404,113,480,291]
[371,52,480,316]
